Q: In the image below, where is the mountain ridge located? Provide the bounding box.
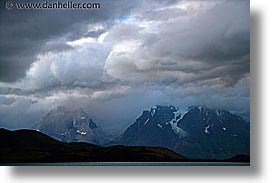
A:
[29,104,249,160]
[111,105,250,160]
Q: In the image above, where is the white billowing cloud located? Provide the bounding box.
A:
[22,38,111,90]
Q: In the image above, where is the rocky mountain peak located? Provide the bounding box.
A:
[33,106,106,145]
[112,105,250,160]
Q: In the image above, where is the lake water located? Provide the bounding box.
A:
[3,162,250,166]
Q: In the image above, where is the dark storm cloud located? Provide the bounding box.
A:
[179,1,249,64]
[0,0,143,82]
[104,0,249,87]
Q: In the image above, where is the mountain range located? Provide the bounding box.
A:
[31,105,250,160]
[112,105,250,160]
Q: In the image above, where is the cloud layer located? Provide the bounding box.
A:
[0,0,250,130]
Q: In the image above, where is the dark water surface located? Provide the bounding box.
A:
[1,162,250,166]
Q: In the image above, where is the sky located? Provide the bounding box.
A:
[0,0,250,131]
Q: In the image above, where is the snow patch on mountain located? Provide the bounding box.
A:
[204,125,211,134]
[77,129,87,135]
[144,118,149,125]
[166,108,188,138]
[157,124,163,128]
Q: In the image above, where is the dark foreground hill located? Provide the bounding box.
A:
[0,128,187,163]
[0,128,249,163]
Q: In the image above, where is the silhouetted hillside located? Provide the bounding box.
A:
[0,128,249,163]
[0,128,187,163]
